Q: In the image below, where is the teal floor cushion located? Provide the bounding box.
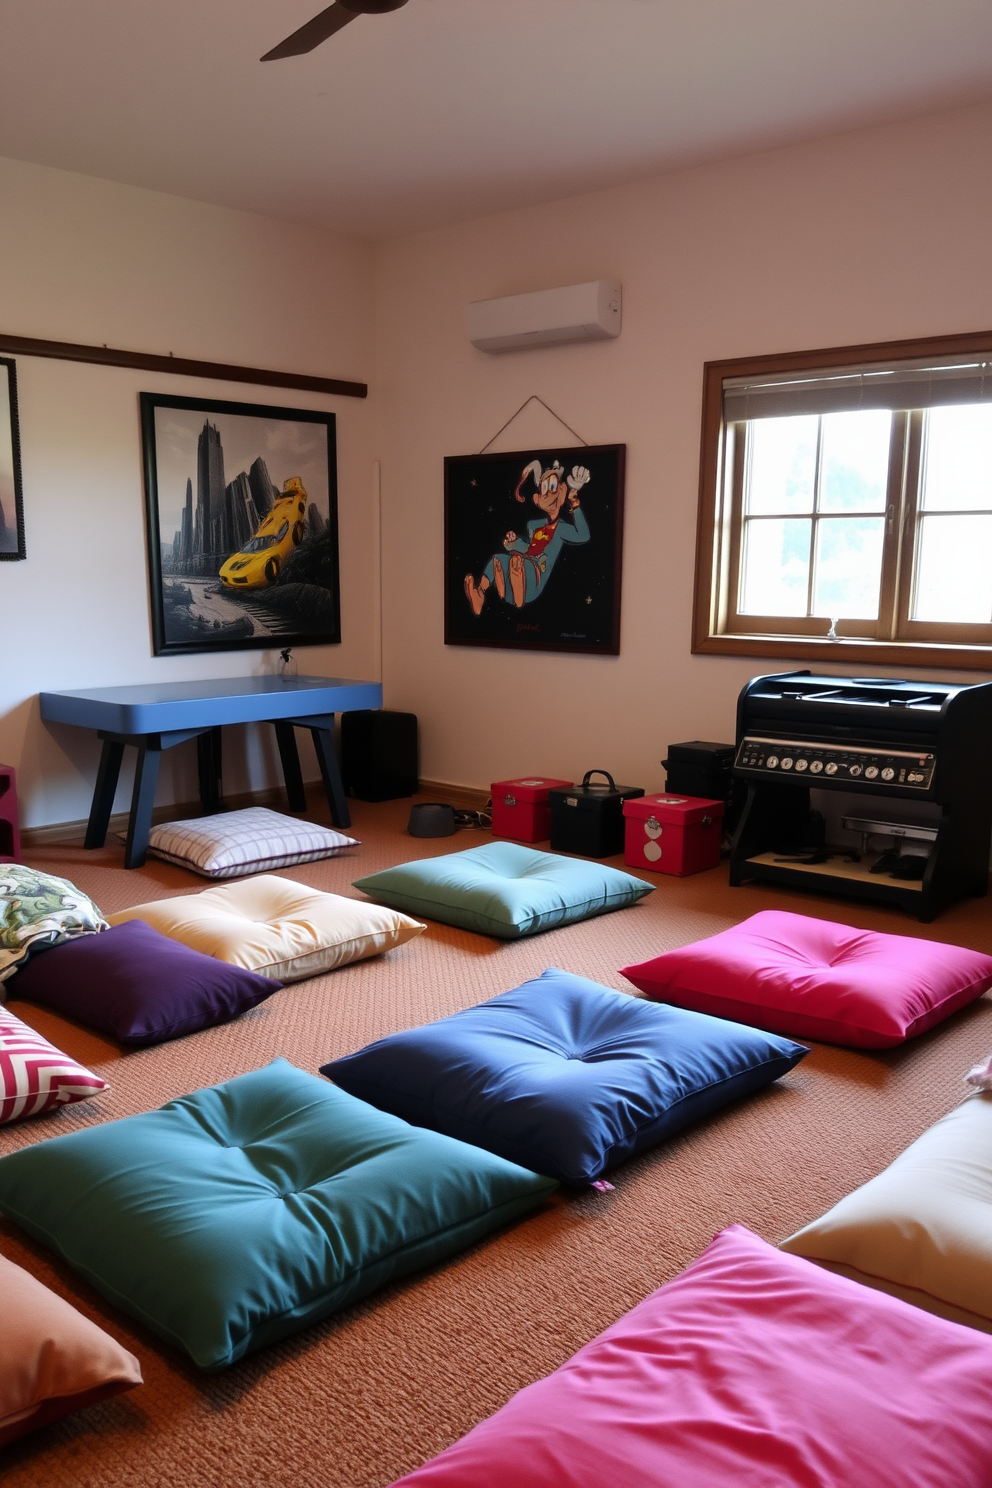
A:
[353,841,653,938]
[0,1060,557,1370]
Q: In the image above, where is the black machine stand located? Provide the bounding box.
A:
[728,671,992,922]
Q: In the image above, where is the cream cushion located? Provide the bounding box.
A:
[108,875,425,982]
[782,1091,992,1333]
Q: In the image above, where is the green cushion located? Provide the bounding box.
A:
[353,841,653,938]
[0,1060,557,1370]
[0,865,108,983]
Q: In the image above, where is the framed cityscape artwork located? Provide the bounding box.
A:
[140,392,340,656]
[0,359,25,561]
[444,443,626,655]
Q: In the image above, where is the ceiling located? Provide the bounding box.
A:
[1,0,991,241]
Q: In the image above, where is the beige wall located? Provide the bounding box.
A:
[373,101,992,795]
[0,156,376,828]
[4,100,992,831]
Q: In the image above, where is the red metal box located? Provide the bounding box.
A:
[623,793,724,876]
[491,777,572,843]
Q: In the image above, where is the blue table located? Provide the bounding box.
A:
[40,675,383,868]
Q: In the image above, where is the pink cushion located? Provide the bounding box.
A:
[0,1005,108,1123]
[390,1225,992,1488]
[619,910,992,1048]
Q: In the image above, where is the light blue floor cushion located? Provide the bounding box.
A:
[0,1060,557,1370]
[353,840,653,938]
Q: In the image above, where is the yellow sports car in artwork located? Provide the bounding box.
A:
[220,478,308,589]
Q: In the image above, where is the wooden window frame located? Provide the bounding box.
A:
[692,329,992,670]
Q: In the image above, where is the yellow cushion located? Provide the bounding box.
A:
[782,1091,992,1331]
[108,875,426,982]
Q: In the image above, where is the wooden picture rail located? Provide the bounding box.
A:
[0,332,367,399]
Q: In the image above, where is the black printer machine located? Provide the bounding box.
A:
[729,671,992,921]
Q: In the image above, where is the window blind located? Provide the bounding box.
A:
[723,354,992,421]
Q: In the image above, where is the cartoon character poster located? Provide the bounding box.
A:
[444,444,625,655]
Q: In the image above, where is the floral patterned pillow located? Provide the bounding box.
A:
[0,866,108,985]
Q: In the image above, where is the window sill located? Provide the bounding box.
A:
[692,631,992,673]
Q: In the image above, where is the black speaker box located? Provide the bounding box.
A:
[341,710,419,801]
[662,739,744,833]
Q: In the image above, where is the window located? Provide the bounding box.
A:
[693,330,992,669]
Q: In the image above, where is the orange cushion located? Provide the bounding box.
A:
[0,1252,142,1447]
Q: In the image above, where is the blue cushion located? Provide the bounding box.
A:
[0,1060,557,1369]
[322,969,809,1185]
[352,842,653,938]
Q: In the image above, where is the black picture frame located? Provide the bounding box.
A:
[140,392,340,656]
[0,358,25,562]
[445,443,625,655]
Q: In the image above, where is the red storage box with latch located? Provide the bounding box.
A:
[623,793,724,876]
[491,777,572,843]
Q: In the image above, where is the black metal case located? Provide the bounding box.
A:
[663,740,737,818]
[549,770,645,858]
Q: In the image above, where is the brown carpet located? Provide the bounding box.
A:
[3,800,992,1487]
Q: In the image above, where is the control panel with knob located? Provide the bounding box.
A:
[734,736,936,791]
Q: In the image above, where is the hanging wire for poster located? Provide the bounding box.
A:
[478,395,589,454]
[372,458,384,684]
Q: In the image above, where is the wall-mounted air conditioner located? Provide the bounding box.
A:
[467,279,622,353]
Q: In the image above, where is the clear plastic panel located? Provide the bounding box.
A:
[913,513,992,621]
[747,416,817,515]
[812,516,884,618]
[740,518,811,615]
[819,410,891,512]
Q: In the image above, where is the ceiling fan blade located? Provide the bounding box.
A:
[261,2,359,61]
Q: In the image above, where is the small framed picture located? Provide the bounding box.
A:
[140,392,340,656]
[0,359,25,561]
[445,443,626,654]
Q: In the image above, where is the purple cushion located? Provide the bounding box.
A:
[9,921,280,1046]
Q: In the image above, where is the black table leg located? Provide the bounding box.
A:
[310,727,351,829]
[197,727,224,813]
[84,738,125,849]
[124,743,162,869]
[274,721,307,812]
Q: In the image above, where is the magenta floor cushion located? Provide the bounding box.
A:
[620,910,992,1048]
[390,1225,992,1488]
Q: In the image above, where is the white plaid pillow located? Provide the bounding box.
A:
[147,808,359,879]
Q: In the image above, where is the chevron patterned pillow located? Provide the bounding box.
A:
[0,1007,107,1124]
